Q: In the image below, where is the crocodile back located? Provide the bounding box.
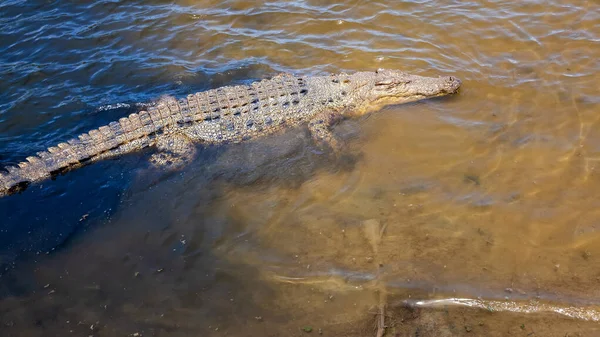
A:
[177,74,314,143]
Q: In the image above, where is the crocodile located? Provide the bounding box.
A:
[0,69,461,196]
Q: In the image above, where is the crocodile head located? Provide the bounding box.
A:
[345,69,461,116]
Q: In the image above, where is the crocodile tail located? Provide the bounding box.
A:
[0,104,172,196]
[0,125,121,196]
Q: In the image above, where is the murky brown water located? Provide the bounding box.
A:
[1,0,600,336]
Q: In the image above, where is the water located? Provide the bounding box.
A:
[1,0,599,335]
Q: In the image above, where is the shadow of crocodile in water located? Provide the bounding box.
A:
[0,113,364,278]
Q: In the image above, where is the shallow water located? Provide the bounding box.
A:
[1,0,600,336]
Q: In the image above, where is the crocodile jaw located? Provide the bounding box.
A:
[370,76,461,106]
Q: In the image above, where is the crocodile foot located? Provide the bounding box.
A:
[149,134,197,170]
[308,111,345,154]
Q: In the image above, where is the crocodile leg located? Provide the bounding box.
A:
[307,110,344,153]
[149,134,197,170]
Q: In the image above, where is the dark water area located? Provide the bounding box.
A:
[0,0,280,269]
[1,0,600,336]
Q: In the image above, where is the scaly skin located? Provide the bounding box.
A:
[0,69,461,196]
